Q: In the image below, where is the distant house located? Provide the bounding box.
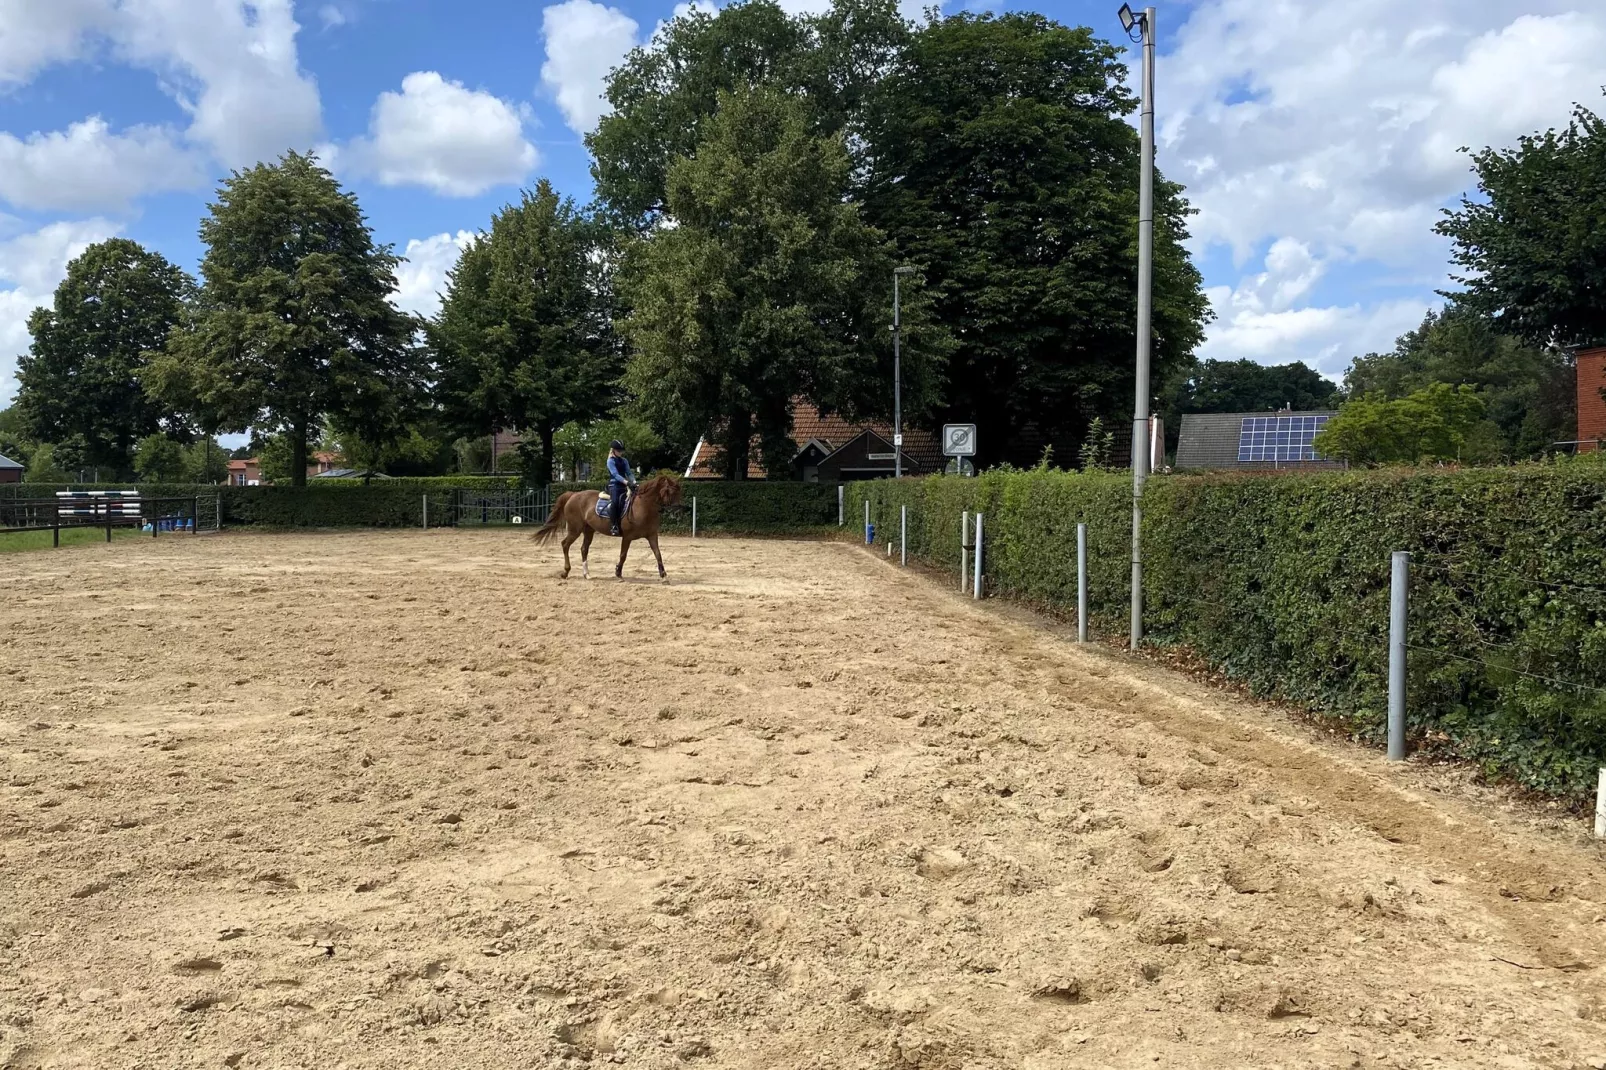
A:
[309,450,343,477]
[1174,410,1343,470]
[0,453,21,484]
[1574,347,1606,451]
[684,401,944,481]
[226,458,261,486]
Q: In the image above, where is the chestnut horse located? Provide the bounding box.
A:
[531,474,683,581]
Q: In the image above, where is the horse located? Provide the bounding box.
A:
[531,473,684,581]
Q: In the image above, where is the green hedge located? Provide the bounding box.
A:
[2,477,840,534]
[851,465,1606,800]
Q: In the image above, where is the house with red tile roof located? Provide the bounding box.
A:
[684,400,943,481]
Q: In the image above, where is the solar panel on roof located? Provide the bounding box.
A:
[1236,414,1330,463]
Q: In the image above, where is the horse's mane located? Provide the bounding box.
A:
[637,473,683,505]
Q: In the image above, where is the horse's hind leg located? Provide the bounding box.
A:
[560,528,577,578]
[581,529,594,580]
[616,537,632,579]
[647,533,666,582]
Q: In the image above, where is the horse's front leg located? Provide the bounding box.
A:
[616,537,632,579]
[581,528,594,580]
[647,533,667,582]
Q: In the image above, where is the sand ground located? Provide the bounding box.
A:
[1,530,1604,1070]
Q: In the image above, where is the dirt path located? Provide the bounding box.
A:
[1,531,1603,1070]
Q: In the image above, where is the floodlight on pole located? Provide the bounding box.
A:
[1124,4,1156,651]
[893,265,918,479]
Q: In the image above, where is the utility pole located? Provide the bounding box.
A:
[893,266,916,478]
[1122,4,1156,651]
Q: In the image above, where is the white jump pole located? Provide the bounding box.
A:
[973,513,984,599]
[961,510,970,591]
[1077,522,1088,642]
[900,505,907,567]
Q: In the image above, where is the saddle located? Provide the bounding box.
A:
[595,490,629,521]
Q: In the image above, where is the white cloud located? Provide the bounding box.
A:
[318,4,347,29]
[392,230,476,319]
[0,217,122,404]
[1161,1,1606,369]
[540,0,641,137]
[0,0,112,85]
[337,72,537,196]
[0,117,204,213]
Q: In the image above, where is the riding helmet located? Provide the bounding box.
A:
[610,440,626,451]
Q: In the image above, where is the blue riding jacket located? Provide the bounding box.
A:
[607,454,633,491]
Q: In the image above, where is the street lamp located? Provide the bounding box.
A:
[893,265,917,479]
[1122,4,1155,650]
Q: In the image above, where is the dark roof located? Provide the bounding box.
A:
[311,468,392,479]
[0,453,21,470]
[1175,410,1343,470]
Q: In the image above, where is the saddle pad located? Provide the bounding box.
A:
[596,493,627,520]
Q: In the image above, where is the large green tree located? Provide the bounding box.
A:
[1340,308,1572,460]
[858,12,1210,466]
[147,152,422,486]
[431,180,618,483]
[620,86,947,478]
[1437,96,1606,348]
[15,239,196,474]
[589,0,910,228]
[1314,384,1489,466]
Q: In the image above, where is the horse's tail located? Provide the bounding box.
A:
[532,492,573,544]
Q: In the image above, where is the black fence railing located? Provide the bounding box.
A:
[1,494,221,547]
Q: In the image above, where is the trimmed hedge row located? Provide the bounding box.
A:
[850,464,1606,800]
[1,477,840,534]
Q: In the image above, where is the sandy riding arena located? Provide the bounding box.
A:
[3,532,1605,1069]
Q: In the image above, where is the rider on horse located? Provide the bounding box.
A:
[606,440,636,536]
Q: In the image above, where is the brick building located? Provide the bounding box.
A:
[1575,347,1606,452]
[684,401,943,481]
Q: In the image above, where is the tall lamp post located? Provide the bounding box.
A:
[893,265,917,479]
[1119,3,1155,651]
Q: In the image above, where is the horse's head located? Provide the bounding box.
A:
[639,474,683,507]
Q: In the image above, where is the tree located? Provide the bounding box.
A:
[1437,96,1606,348]
[553,416,663,481]
[1314,384,1487,466]
[23,443,70,482]
[0,406,35,471]
[133,433,188,483]
[329,418,454,477]
[15,239,196,474]
[147,152,423,487]
[620,85,948,478]
[431,180,619,484]
[1339,307,1573,460]
[858,12,1210,466]
[589,0,911,228]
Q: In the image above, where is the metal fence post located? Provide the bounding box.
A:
[1388,550,1409,762]
[961,510,969,591]
[692,497,698,538]
[900,505,907,567]
[864,499,870,545]
[422,494,428,530]
[973,512,984,599]
[216,494,222,532]
[1596,768,1605,840]
[838,485,844,526]
[1077,522,1088,643]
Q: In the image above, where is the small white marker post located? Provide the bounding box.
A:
[960,511,970,591]
[1077,522,1088,643]
[1596,768,1605,840]
[422,494,428,530]
[691,497,698,539]
[838,485,844,526]
[864,499,871,545]
[973,512,984,600]
[900,505,907,567]
[1388,551,1409,762]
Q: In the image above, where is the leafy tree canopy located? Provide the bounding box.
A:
[147,152,423,486]
[1339,307,1573,460]
[1437,95,1606,348]
[15,238,197,474]
[1314,383,1488,466]
[553,416,664,481]
[858,12,1210,466]
[431,179,619,484]
[620,85,948,478]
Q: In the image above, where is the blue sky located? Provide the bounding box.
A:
[1,0,1603,411]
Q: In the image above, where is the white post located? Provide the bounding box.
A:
[216,495,222,532]
[422,494,428,530]
[1595,768,1605,839]
[961,510,970,591]
[838,484,844,526]
[1388,551,1409,762]
[864,499,871,545]
[1130,6,1156,653]
[900,505,907,567]
[692,497,698,539]
[1077,522,1088,643]
[973,513,984,600]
